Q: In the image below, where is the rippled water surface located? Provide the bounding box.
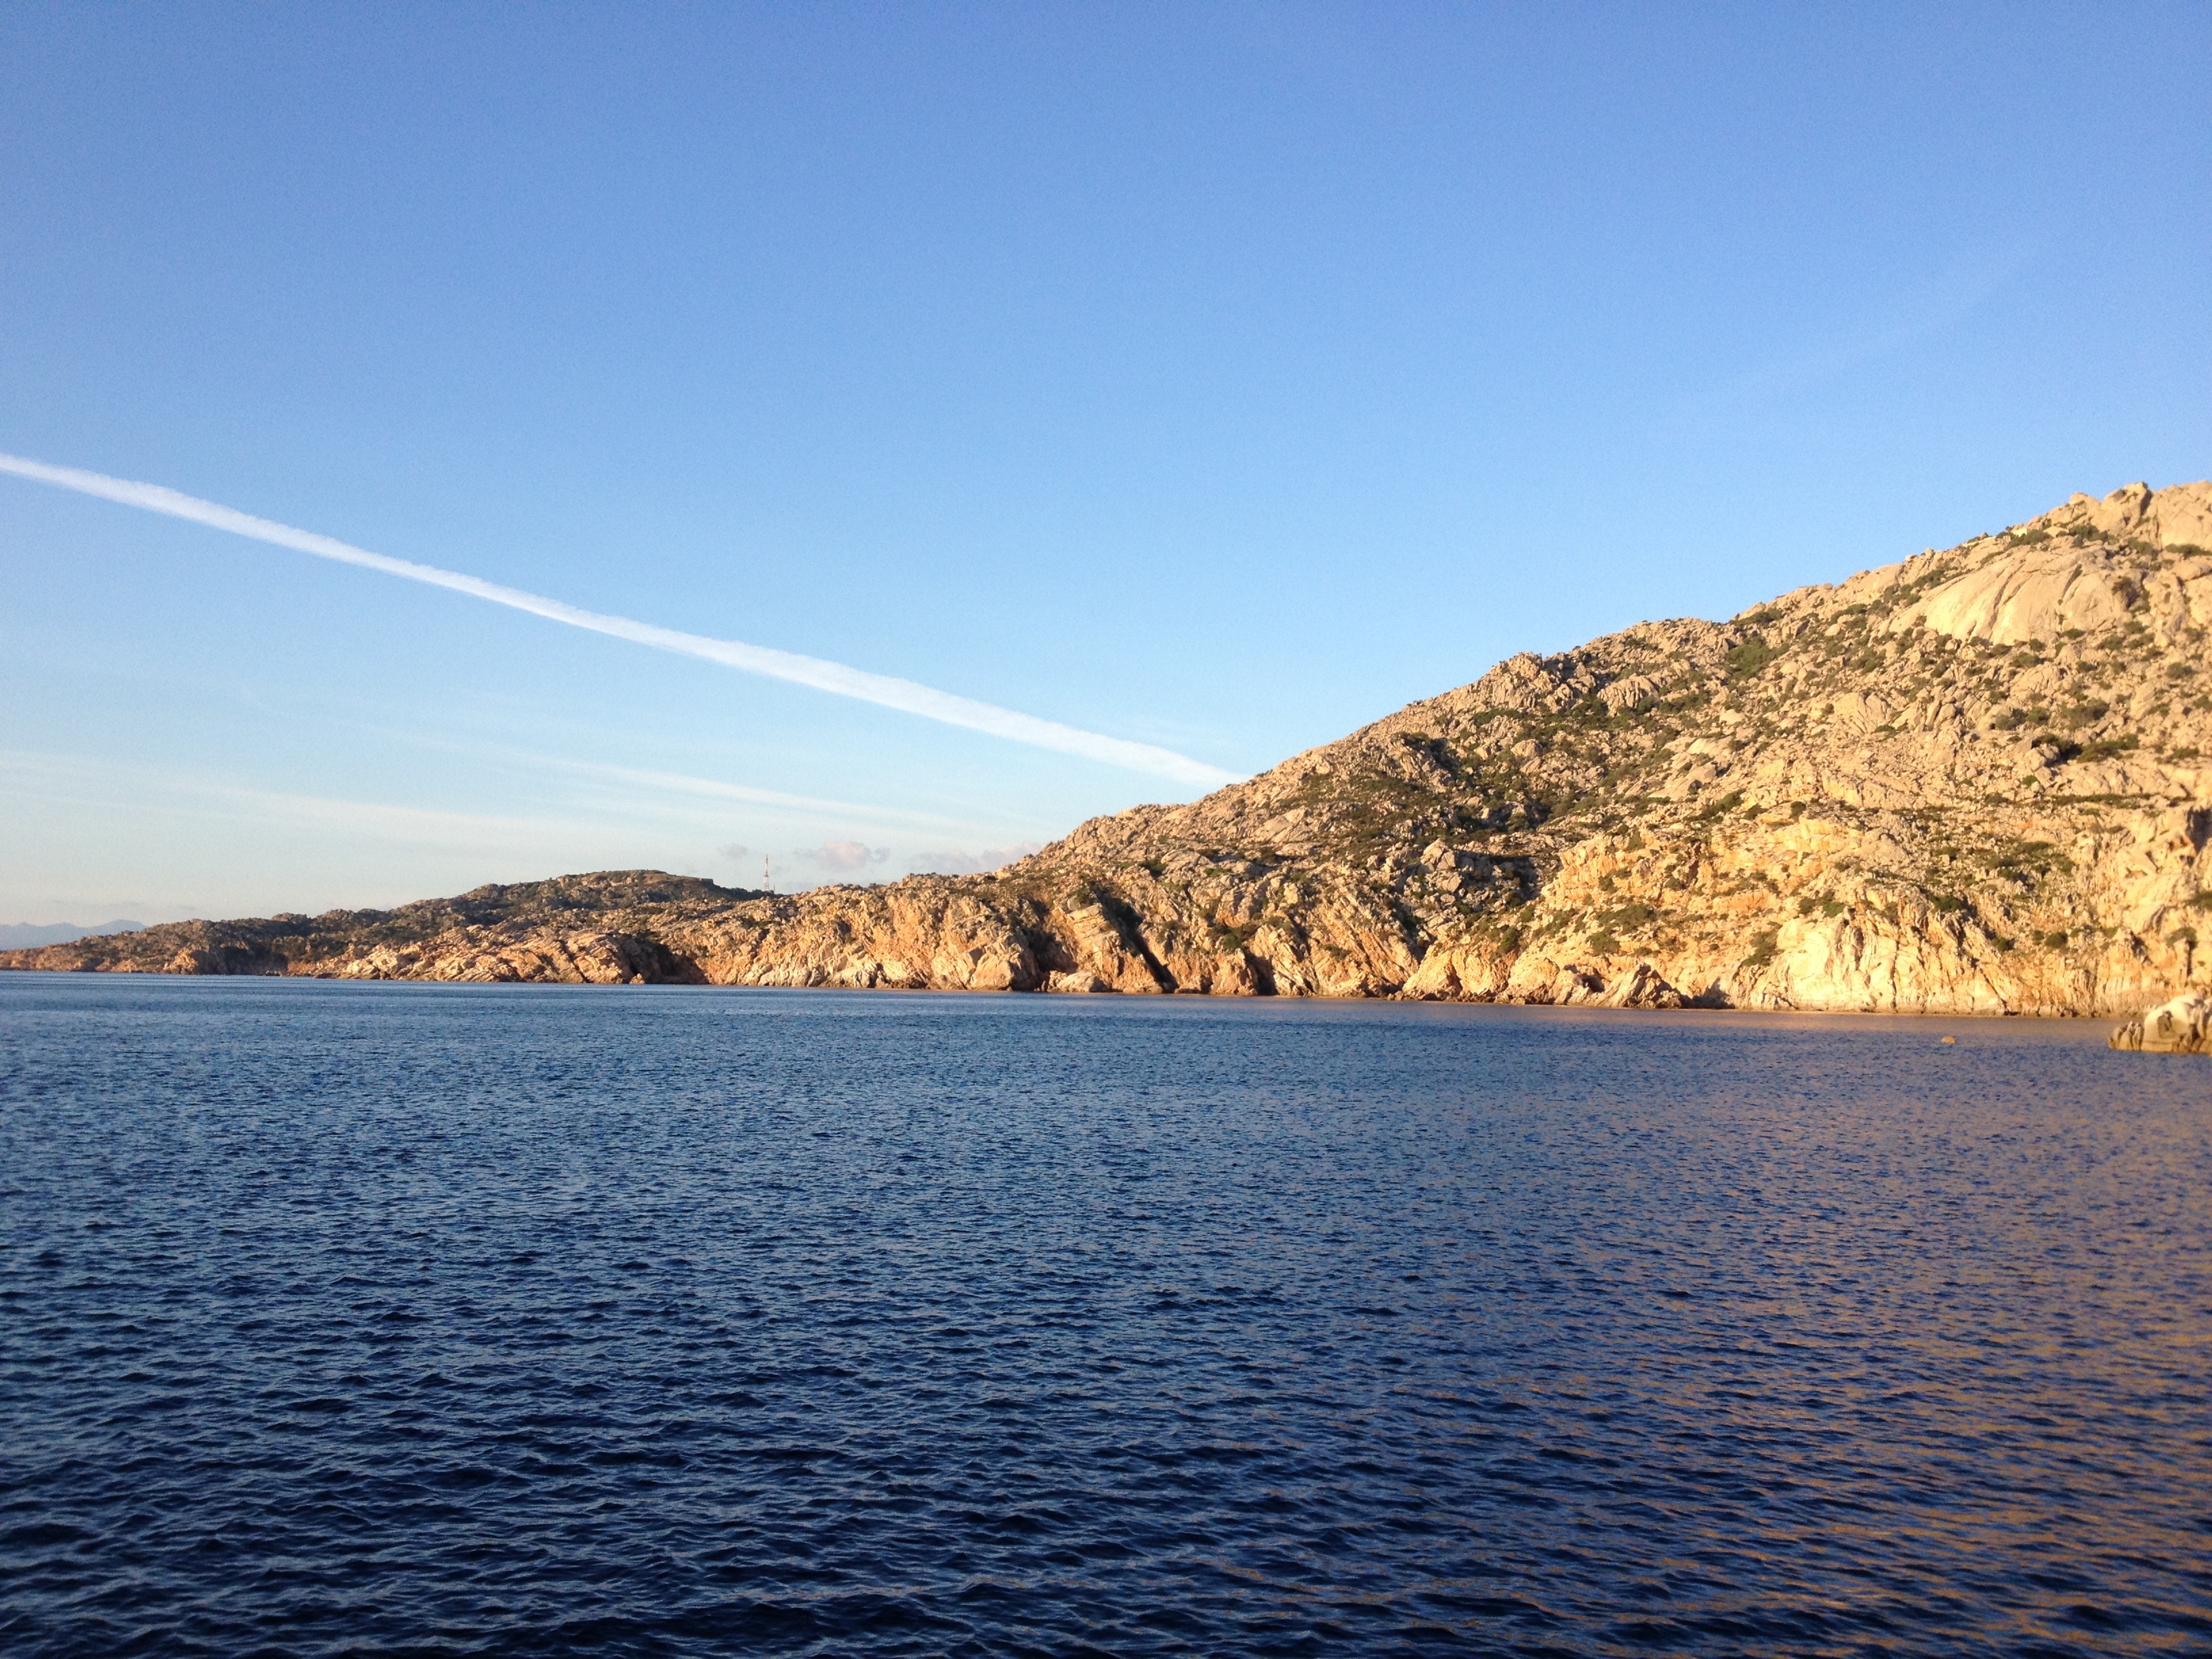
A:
[3,977,2208,1657]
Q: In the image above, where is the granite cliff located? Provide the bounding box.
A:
[12,480,2212,1017]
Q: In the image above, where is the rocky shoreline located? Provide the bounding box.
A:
[11,480,2212,1033]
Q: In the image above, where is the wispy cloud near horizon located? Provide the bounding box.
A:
[800,840,889,872]
[906,842,1042,876]
[0,451,1242,788]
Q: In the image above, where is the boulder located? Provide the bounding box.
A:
[1597,961,1686,1009]
[2110,994,2212,1054]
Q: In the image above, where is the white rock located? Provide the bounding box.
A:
[2110,994,2212,1054]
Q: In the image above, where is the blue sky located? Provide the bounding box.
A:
[2,2,2207,922]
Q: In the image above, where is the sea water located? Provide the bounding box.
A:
[1,977,2207,1656]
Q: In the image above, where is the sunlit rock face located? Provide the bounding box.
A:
[12,481,2212,1021]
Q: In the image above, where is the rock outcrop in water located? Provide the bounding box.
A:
[10,480,2212,1019]
[2108,993,2212,1054]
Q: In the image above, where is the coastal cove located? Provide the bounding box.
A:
[3,975,2207,1656]
[8,16,2210,1659]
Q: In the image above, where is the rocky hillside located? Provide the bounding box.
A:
[12,480,2212,1016]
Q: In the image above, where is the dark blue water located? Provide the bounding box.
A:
[3,978,2207,1657]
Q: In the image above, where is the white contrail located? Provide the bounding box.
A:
[0,452,1240,788]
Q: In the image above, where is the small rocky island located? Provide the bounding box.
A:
[2110,994,2212,1054]
[9,480,2212,1029]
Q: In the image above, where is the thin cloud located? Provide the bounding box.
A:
[0,747,581,849]
[348,726,994,833]
[1671,242,2034,420]
[0,451,1242,788]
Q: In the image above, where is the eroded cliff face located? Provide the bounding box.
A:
[12,481,2212,1017]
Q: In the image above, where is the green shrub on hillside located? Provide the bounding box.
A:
[1726,635,1778,678]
